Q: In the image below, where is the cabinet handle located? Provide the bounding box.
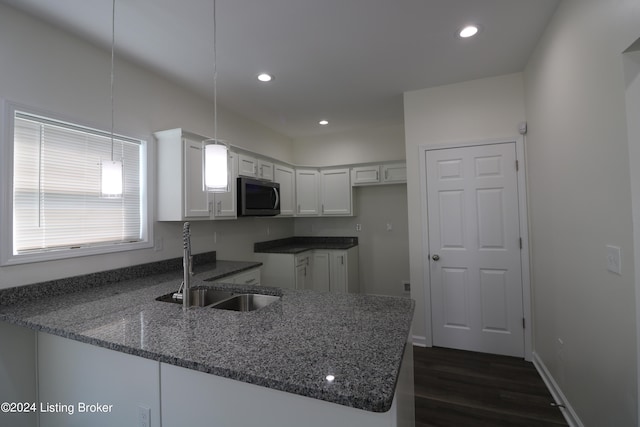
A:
[208,201,213,213]
[245,278,256,284]
[217,201,222,214]
[298,204,301,213]
[341,255,344,265]
[385,169,388,180]
[321,204,324,213]
[376,170,379,180]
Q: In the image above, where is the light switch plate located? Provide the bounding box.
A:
[606,245,621,275]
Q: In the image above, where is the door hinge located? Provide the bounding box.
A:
[522,318,526,329]
[519,237,523,249]
[516,160,519,171]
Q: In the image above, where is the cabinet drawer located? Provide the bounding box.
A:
[231,268,261,286]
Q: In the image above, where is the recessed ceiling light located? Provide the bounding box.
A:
[459,25,479,38]
[319,120,329,126]
[257,73,273,82]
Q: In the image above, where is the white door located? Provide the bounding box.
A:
[426,142,524,357]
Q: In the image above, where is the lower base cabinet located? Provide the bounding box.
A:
[26,330,413,427]
[257,247,359,292]
[210,267,261,286]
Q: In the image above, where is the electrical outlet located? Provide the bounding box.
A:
[138,406,150,427]
[386,222,393,231]
[402,281,410,292]
[606,245,621,275]
[356,224,362,232]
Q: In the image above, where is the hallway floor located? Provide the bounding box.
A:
[413,346,568,426]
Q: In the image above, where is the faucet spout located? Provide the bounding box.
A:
[182,222,192,310]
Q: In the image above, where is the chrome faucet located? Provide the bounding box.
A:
[182,222,192,310]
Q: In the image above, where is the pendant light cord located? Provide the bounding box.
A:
[213,0,217,143]
[110,0,115,161]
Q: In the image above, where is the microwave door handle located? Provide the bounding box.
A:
[273,187,279,209]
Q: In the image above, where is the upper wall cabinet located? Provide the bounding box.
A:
[351,162,406,186]
[295,169,320,215]
[274,164,295,216]
[351,165,381,185]
[320,168,352,215]
[382,163,407,183]
[238,153,273,181]
[155,128,237,221]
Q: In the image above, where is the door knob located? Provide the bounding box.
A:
[432,254,440,261]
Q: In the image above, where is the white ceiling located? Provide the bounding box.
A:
[1,0,559,139]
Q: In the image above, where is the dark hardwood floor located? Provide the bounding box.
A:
[413,346,568,427]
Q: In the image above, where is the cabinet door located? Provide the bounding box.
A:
[382,163,407,183]
[351,166,380,185]
[330,251,348,293]
[294,263,308,290]
[238,153,258,178]
[312,252,330,292]
[320,168,351,215]
[295,169,319,215]
[258,160,274,181]
[184,139,211,218]
[274,164,295,216]
[212,152,237,219]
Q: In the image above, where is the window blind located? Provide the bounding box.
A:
[13,111,143,254]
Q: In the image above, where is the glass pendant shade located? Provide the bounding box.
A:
[204,141,228,192]
[101,159,123,197]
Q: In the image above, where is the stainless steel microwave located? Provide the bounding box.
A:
[237,177,280,216]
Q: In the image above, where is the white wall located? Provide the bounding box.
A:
[291,123,405,166]
[403,72,526,345]
[0,3,294,288]
[524,0,639,425]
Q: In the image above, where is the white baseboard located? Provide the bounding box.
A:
[531,351,584,427]
[412,335,427,347]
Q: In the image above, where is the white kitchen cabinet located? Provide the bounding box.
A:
[312,247,359,293]
[295,169,320,215]
[155,128,236,221]
[312,252,330,292]
[295,252,312,290]
[382,163,407,183]
[274,164,295,216]
[238,153,273,181]
[257,159,274,181]
[210,267,261,286]
[320,168,352,215]
[230,268,261,286]
[183,138,211,218]
[161,359,412,427]
[211,151,238,219]
[351,165,381,185]
[238,153,258,178]
[38,332,161,427]
[259,248,358,293]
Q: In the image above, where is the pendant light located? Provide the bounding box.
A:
[101,0,123,198]
[203,0,229,193]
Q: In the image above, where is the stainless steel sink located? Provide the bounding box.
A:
[157,288,280,311]
[211,294,280,312]
[156,288,234,307]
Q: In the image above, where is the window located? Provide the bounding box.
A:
[2,104,149,264]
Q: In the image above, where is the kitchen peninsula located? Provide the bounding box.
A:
[0,254,414,427]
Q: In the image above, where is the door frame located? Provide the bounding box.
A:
[418,137,532,360]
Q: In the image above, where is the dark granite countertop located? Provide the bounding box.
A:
[254,236,358,254]
[0,256,414,413]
